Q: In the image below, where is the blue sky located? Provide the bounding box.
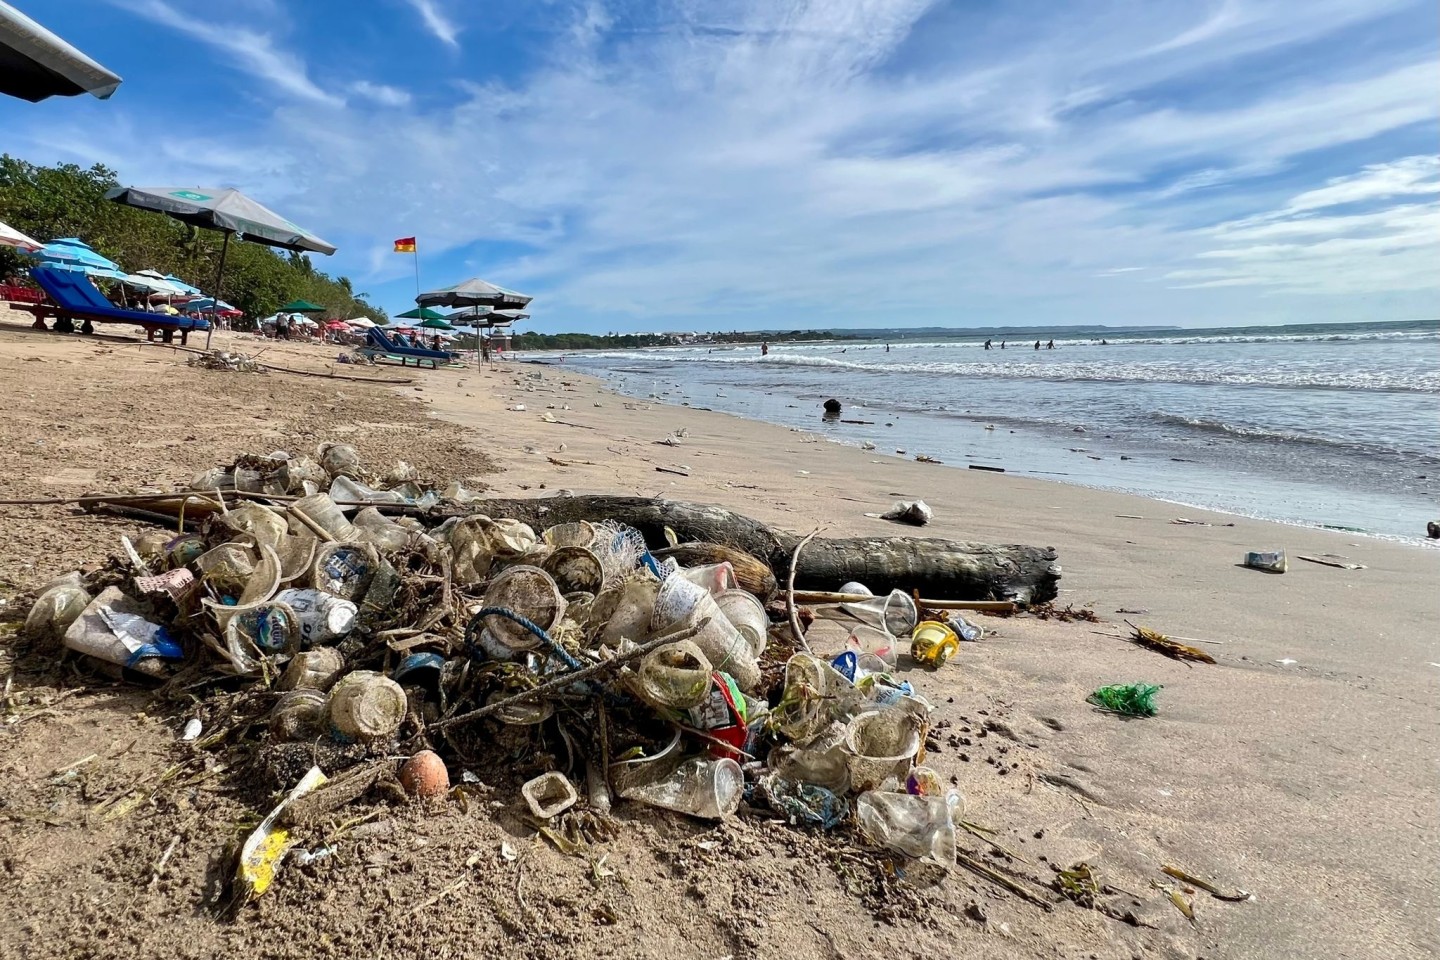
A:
[2,0,1436,332]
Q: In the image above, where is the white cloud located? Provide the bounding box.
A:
[112,0,339,105]
[28,0,1439,328]
[1283,156,1440,213]
[1170,157,1440,293]
[350,81,412,107]
[403,0,461,48]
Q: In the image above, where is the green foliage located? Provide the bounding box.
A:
[1087,683,1161,717]
[511,331,670,350]
[0,154,386,326]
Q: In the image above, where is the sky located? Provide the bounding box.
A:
[2,0,1437,332]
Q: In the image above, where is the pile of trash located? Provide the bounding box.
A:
[186,349,263,373]
[21,442,989,908]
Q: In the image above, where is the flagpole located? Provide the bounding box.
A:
[412,238,421,301]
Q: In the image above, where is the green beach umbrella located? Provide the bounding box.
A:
[395,306,447,321]
[279,299,325,313]
[418,317,454,330]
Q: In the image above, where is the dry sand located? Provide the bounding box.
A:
[1,315,1436,960]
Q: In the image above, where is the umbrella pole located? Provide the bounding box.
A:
[206,231,231,350]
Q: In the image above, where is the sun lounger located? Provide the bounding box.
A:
[20,267,210,345]
[361,327,458,369]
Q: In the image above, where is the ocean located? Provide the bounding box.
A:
[557,319,1440,541]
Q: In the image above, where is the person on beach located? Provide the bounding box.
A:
[1000,341,1005,349]
[275,313,291,340]
[761,342,769,356]
[1034,340,1041,350]
[481,341,491,364]
[984,339,992,350]
[1047,340,1054,349]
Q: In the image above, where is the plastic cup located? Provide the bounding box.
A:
[327,671,407,740]
[841,589,918,636]
[617,756,743,820]
[679,562,738,597]
[714,589,769,657]
[635,640,714,710]
[846,624,899,667]
[844,709,921,792]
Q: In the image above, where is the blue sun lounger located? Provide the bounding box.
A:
[362,327,458,369]
[22,267,210,345]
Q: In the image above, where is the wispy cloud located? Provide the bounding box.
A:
[402,0,461,48]
[34,0,1438,328]
[113,0,339,105]
[350,80,412,107]
[1170,156,1440,293]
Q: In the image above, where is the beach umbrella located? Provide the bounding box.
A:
[395,306,447,321]
[121,272,184,295]
[279,298,325,314]
[26,237,119,271]
[0,3,122,102]
[417,277,532,311]
[446,306,528,327]
[0,219,41,251]
[162,273,203,295]
[182,296,237,312]
[105,185,336,348]
[417,317,454,330]
[346,317,377,328]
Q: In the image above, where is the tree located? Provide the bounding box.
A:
[0,153,388,325]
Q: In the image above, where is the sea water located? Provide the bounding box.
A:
[559,320,1440,541]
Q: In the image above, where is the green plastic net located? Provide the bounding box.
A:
[1087,683,1161,717]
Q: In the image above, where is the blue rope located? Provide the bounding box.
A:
[466,606,583,671]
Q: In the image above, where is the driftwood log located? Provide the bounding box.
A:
[79,492,1062,603]
[447,496,1060,604]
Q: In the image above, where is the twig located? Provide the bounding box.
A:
[148,834,180,888]
[787,528,821,654]
[955,851,1053,908]
[408,875,470,915]
[431,619,709,731]
[286,503,336,543]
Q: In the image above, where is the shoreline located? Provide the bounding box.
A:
[552,352,1440,546]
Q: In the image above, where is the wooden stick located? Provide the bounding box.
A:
[430,619,709,731]
[787,528,820,654]
[792,590,1016,613]
[286,503,336,543]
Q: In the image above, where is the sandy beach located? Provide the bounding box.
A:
[1,317,1436,960]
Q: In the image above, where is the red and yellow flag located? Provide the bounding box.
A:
[393,237,416,253]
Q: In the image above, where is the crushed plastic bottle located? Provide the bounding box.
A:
[856,791,956,865]
[1244,550,1287,573]
[618,756,743,820]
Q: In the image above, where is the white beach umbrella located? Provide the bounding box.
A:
[0,218,42,250]
[346,316,376,328]
[122,272,184,295]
